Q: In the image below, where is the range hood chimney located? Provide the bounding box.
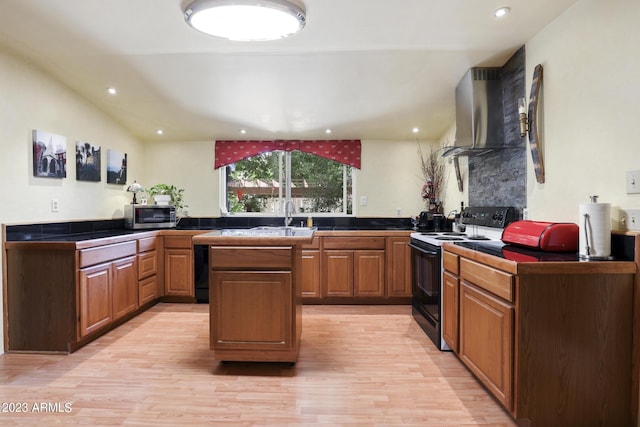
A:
[443,68,504,157]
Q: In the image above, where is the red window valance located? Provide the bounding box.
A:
[214,140,361,169]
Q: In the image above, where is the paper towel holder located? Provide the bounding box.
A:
[580,195,614,260]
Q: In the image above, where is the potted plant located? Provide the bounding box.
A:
[146,184,188,215]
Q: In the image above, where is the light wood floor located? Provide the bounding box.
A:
[0,303,515,426]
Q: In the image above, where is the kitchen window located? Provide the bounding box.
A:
[221,150,353,215]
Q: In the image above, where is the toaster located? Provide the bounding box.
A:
[501,220,579,252]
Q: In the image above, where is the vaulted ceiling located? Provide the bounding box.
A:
[0,0,578,142]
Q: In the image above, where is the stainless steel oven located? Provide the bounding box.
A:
[409,238,447,350]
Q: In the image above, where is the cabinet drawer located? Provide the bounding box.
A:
[138,250,158,279]
[322,237,385,250]
[443,251,459,275]
[164,235,192,248]
[139,275,158,306]
[210,246,292,269]
[460,258,514,302]
[138,237,158,253]
[79,241,137,268]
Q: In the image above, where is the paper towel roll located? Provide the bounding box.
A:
[579,202,611,258]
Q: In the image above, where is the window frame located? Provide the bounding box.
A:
[219,150,355,217]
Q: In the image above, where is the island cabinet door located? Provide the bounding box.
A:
[211,271,292,351]
[78,262,113,338]
[459,281,514,411]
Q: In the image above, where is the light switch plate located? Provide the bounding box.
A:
[626,170,640,194]
[619,209,640,231]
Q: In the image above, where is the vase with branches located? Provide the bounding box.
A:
[418,144,445,213]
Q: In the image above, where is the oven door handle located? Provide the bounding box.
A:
[408,242,439,256]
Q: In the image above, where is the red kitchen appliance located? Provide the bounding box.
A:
[501,220,579,252]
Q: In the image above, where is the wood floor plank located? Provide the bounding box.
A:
[0,303,514,426]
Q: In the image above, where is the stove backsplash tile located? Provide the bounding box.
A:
[468,46,526,210]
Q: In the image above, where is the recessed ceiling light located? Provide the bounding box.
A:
[494,7,510,18]
[156,129,164,135]
[412,127,420,134]
[107,87,117,95]
[184,0,307,41]
[240,129,247,134]
[325,129,332,134]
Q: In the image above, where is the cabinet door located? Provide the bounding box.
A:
[164,248,194,296]
[139,275,158,306]
[354,250,385,297]
[459,282,514,411]
[79,263,112,338]
[323,250,353,297]
[386,237,412,297]
[112,256,138,321]
[442,271,459,352]
[301,249,321,298]
[211,271,292,351]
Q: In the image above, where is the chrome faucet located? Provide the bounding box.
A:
[284,199,294,227]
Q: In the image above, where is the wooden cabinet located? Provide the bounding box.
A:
[78,242,138,338]
[208,245,302,363]
[301,251,321,298]
[163,235,194,298]
[459,280,513,410]
[111,256,138,321]
[442,244,636,426]
[78,263,113,337]
[354,251,385,297]
[301,237,321,298]
[324,250,353,296]
[385,236,412,297]
[441,271,459,353]
[211,271,292,351]
[137,237,159,306]
[455,256,515,411]
[322,236,385,298]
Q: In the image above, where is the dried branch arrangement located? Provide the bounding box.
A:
[418,143,445,212]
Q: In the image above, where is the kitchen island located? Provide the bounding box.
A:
[192,227,314,363]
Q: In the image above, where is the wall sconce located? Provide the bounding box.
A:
[519,97,529,137]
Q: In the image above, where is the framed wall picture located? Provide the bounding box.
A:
[32,129,67,178]
[107,149,127,184]
[75,140,101,182]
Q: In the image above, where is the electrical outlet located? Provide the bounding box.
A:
[522,208,529,220]
[396,208,402,216]
[51,199,59,212]
[619,209,640,231]
[360,195,368,206]
[626,170,640,194]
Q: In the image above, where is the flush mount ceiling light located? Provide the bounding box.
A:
[184,0,307,41]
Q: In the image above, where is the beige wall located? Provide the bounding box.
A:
[522,0,640,225]
[0,49,145,354]
[141,138,439,219]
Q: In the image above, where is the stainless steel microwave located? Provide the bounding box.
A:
[124,204,176,229]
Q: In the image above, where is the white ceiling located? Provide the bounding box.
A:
[0,0,578,142]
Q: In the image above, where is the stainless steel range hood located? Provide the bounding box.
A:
[443,68,504,157]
